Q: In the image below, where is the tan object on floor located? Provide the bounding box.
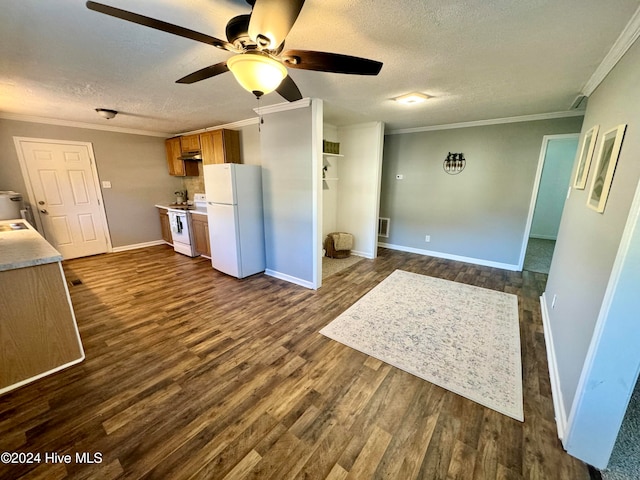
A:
[324,232,353,258]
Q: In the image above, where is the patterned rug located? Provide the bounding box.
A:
[320,270,523,421]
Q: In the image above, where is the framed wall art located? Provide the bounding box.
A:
[573,125,599,189]
[587,124,627,213]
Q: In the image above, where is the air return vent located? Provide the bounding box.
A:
[378,217,390,237]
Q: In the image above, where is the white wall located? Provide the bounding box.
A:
[564,182,640,467]
[259,100,322,289]
[336,122,385,258]
[322,123,339,240]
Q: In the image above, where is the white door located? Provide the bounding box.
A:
[14,138,110,259]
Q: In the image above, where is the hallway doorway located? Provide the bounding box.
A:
[520,134,579,273]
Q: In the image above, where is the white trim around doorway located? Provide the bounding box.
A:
[517,133,580,271]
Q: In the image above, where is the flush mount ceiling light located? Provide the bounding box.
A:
[95,108,118,119]
[394,92,431,105]
[227,53,288,98]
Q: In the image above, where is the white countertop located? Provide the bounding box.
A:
[0,219,63,272]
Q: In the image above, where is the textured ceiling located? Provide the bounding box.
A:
[1,0,639,135]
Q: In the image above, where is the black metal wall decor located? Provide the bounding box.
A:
[443,152,466,174]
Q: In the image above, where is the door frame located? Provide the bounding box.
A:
[13,136,112,253]
[517,133,580,270]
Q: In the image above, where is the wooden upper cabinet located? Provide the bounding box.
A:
[165,137,199,176]
[200,129,240,165]
[165,137,185,176]
[180,134,201,153]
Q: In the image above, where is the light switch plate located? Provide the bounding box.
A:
[102,181,112,189]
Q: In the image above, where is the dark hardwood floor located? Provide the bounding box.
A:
[0,245,591,479]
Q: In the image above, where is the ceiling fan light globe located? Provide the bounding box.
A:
[227,54,287,96]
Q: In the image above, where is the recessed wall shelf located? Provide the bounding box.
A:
[323,153,344,157]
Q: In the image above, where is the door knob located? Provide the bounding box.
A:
[40,209,48,214]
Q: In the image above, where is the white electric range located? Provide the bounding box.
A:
[164,193,207,257]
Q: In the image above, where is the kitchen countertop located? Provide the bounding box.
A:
[0,219,63,272]
[155,203,207,215]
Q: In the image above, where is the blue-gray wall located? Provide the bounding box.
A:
[530,136,579,240]
[259,105,316,287]
[380,117,583,268]
[544,37,640,467]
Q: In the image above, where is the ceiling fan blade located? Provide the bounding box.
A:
[176,62,229,84]
[86,1,234,51]
[248,0,305,50]
[282,50,383,75]
[276,75,303,102]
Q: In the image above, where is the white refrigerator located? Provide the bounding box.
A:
[204,163,265,278]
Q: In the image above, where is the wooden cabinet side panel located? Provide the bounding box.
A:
[158,208,172,244]
[165,138,185,176]
[0,263,84,389]
[223,129,241,164]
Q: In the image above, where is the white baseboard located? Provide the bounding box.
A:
[351,250,374,259]
[530,234,558,241]
[111,240,167,253]
[540,292,568,441]
[378,242,519,271]
[265,269,316,290]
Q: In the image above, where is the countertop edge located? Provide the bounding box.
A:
[0,219,63,272]
[155,204,207,215]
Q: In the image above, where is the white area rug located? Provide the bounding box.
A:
[320,270,523,421]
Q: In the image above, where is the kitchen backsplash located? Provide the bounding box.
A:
[182,162,205,199]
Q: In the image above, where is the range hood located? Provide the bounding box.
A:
[179,151,202,161]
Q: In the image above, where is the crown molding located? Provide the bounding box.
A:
[253,98,312,116]
[177,98,314,136]
[177,117,260,136]
[0,112,171,137]
[581,5,640,97]
[386,110,585,135]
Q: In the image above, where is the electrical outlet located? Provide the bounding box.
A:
[425,235,431,242]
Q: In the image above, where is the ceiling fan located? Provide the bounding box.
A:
[86,1,383,102]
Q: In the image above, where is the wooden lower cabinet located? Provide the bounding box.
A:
[191,214,210,257]
[158,208,172,244]
[0,262,84,394]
